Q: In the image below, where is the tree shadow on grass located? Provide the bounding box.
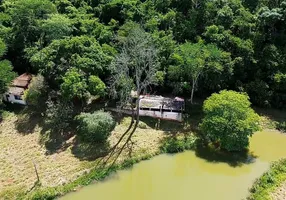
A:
[195,143,257,167]
[40,124,75,155]
[15,109,45,135]
[71,138,110,161]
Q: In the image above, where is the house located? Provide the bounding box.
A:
[138,95,185,122]
[108,92,185,122]
[3,73,32,105]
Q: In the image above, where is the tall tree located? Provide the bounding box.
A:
[0,39,15,96]
[109,25,159,163]
[169,42,233,104]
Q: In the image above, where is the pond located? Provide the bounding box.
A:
[61,131,286,200]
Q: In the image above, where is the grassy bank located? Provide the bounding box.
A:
[0,103,198,200]
[247,159,286,200]
[2,135,197,200]
[3,153,158,200]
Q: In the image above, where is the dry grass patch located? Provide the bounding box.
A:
[0,113,168,198]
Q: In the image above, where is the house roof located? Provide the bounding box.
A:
[139,95,185,111]
[12,73,32,88]
[8,87,25,96]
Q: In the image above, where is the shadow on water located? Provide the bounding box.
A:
[195,143,258,167]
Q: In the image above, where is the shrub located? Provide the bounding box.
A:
[46,100,74,131]
[200,90,260,152]
[277,121,286,132]
[88,75,106,97]
[24,75,45,106]
[160,135,197,153]
[76,111,116,143]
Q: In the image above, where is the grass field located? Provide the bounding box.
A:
[0,104,195,199]
[0,102,285,199]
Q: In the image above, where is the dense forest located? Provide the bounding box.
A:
[0,0,286,109]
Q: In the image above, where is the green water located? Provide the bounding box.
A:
[61,131,286,200]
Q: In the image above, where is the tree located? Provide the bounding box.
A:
[7,0,57,48]
[108,25,159,163]
[200,90,260,152]
[29,36,113,87]
[169,42,233,103]
[76,111,116,143]
[111,25,159,121]
[0,39,15,95]
[41,14,73,42]
[88,75,106,97]
[24,75,45,106]
[60,68,88,101]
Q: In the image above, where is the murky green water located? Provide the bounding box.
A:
[61,131,286,200]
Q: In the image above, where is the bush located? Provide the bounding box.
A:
[160,135,197,153]
[46,100,74,131]
[88,75,106,97]
[200,90,260,152]
[76,111,116,143]
[24,75,45,106]
[277,121,286,132]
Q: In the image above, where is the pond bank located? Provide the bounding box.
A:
[247,159,286,200]
[61,131,286,200]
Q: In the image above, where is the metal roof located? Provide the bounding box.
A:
[12,73,32,88]
[139,95,185,111]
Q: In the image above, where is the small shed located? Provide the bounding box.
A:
[139,95,185,122]
[3,73,32,105]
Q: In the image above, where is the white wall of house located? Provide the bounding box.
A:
[3,94,27,105]
[139,110,183,122]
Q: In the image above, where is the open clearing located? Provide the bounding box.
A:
[0,110,182,196]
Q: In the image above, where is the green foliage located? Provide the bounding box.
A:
[41,14,73,42]
[88,75,106,97]
[169,42,233,102]
[24,75,45,106]
[30,35,114,86]
[0,39,16,95]
[277,121,286,132]
[160,135,197,153]
[46,100,74,132]
[248,159,286,200]
[76,111,116,143]
[200,90,260,152]
[61,68,88,101]
[7,0,57,49]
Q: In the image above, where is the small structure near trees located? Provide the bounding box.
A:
[138,95,185,122]
[3,73,32,105]
[109,94,185,122]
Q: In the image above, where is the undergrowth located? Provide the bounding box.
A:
[160,134,197,153]
[247,159,286,200]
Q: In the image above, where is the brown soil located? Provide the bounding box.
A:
[271,182,286,200]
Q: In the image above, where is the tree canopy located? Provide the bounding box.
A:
[0,0,285,108]
[200,90,260,151]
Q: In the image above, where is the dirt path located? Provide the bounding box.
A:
[272,182,286,200]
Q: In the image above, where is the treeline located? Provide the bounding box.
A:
[0,0,286,108]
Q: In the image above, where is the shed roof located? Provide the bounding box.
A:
[12,73,32,88]
[139,95,185,111]
[8,87,25,96]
